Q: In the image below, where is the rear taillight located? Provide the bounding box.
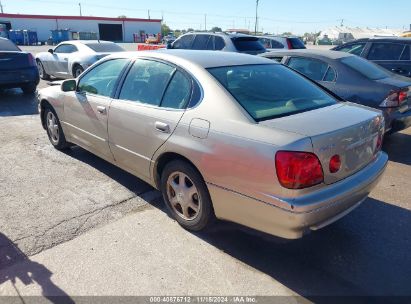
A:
[329,155,341,173]
[275,151,324,189]
[28,53,36,67]
[380,88,409,107]
[286,39,293,49]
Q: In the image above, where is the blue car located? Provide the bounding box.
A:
[0,37,39,94]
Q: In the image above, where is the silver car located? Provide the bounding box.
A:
[37,50,388,239]
[35,40,124,79]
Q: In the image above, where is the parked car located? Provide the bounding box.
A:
[162,33,176,45]
[0,37,39,94]
[35,40,125,80]
[261,50,411,134]
[168,32,266,55]
[332,37,411,78]
[259,35,306,51]
[37,50,387,239]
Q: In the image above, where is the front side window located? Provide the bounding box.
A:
[78,59,129,96]
[119,59,175,106]
[208,64,336,121]
[338,43,366,56]
[287,57,329,81]
[368,43,405,60]
[54,44,77,54]
[172,35,194,49]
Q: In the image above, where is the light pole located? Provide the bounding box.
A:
[78,3,82,16]
[0,0,4,14]
[255,0,260,35]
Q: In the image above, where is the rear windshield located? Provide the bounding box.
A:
[0,39,20,51]
[288,38,306,49]
[231,38,265,52]
[208,64,337,121]
[340,56,390,80]
[85,43,124,53]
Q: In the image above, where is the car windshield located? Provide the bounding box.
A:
[208,64,337,121]
[231,37,265,52]
[85,43,125,52]
[340,56,390,80]
[0,39,20,51]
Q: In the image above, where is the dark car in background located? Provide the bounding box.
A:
[168,32,266,55]
[259,35,306,51]
[261,49,411,134]
[0,37,39,94]
[332,37,411,78]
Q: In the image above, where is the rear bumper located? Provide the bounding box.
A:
[209,151,388,239]
[0,67,40,88]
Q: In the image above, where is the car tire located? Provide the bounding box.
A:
[21,83,37,95]
[73,65,84,78]
[37,60,50,80]
[160,160,215,232]
[44,106,70,151]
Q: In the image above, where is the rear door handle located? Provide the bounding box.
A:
[96,106,107,115]
[155,121,170,133]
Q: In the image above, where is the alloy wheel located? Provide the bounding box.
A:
[46,111,59,144]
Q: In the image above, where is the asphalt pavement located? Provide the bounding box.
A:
[0,45,410,300]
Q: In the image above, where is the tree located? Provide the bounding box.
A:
[118,15,127,18]
[282,32,293,36]
[210,26,222,32]
[161,23,172,37]
[187,28,195,33]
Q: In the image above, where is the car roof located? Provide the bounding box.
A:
[182,32,258,38]
[261,35,300,39]
[110,49,276,69]
[262,49,353,60]
[345,37,411,43]
[60,40,114,45]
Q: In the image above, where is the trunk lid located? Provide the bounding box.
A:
[260,103,384,185]
[0,52,31,70]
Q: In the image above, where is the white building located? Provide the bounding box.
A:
[0,13,162,42]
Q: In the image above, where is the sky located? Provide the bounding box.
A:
[2,0,411,35]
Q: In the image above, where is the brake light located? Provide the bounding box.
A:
[287,39,293,49]
[27,53,36,67]
[329,155,341,173]
[275,151,324,189]
[380,88,409,107]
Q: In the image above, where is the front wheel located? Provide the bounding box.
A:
[73,65,84,78]
[161,160,215,232]
[44,107,70,150]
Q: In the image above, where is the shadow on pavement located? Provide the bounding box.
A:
[0,88,38,117]
[383,132,411,166]
[0,233,74,303]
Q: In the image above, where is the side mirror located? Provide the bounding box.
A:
[61,79,76,92]
[48,49,54,54]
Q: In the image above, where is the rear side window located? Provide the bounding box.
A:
[214,36,225,50]
[232,38,265,52]
[337,43,366,56]
[400,45,410,60]
[207,64,336,121]
[0,39,20,51]
[270,39,285,49]
[119,59,175,106]
[288,38,306,49]
[341,56,389,80]
[192,35,211,50]
[368,43,405,60]
[173,35,194,49]
[287,57,329,81]
[78,59,129,96]
[161,71,192,109]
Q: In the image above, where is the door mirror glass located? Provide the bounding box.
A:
[61,79,76,92]
[48,49,54,54]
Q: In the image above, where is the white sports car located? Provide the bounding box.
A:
[35,40,124,79]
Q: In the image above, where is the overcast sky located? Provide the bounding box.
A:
[2,0,411,34]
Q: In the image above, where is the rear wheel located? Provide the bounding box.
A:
[44,107,70,150]
[73,65,84,78]
[37,60,50,80]
[21,83,37,95]
[161,160,214,232]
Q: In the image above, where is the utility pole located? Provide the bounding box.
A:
[255,0,260,35]
[78,3,82,16]
[340,19,344,27]
[148,10,151,20]
[204,14,207,31]
[0,1,4,14]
